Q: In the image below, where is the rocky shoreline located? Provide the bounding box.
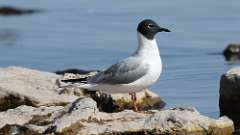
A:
[0,98,233,135]
[0,67,234,135]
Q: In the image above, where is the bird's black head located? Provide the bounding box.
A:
[137,19,170,40]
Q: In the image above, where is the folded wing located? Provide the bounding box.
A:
[88,58,149,84]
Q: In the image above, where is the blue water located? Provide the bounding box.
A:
[0,0,240,118]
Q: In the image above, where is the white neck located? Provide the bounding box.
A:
[133,32,160,58]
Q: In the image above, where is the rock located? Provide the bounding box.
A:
[0,67,78,111]
[0,97,234,135]
[78,108,233,135]
[110,89,165,111]
[44,97,97,134]
[0,105,63,129]
[220,66,240,133]
[223,43,240,61]
[59,72,165,112]
[0,105,64,135]
[0,66,233,134]
[0,6,40,16]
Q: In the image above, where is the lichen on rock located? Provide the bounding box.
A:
[0,67,234,135]
[0,97,234,135]
[0,67,78,111]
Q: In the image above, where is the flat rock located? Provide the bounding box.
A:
[220,66,240,133]
[0,67,78,110]
[0,97,234,135]
[0,105,63,129]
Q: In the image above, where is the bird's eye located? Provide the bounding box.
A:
[147,24,154,28]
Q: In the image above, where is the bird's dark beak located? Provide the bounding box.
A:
[158,27,171,32]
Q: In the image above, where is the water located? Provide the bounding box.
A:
[0,0,240,118]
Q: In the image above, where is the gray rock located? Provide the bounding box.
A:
[0,105,63,134]
[50,97,97,133]
[77,107,233,135]
[0,97,234,135]
[220,66,240,133]
[0,67,78,110]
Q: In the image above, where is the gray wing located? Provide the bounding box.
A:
[88,58,149,84]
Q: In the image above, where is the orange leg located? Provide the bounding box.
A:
[129,92,138,111]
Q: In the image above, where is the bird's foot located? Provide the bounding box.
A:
[129,92,138,112]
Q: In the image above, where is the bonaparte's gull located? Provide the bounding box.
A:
[62,19,170,111]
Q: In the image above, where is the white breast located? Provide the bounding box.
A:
[122,32,162,92]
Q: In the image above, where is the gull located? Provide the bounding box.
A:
[62,19,170,111]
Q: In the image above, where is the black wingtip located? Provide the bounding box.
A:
[55,69,98,75]
[61,77,88,83]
